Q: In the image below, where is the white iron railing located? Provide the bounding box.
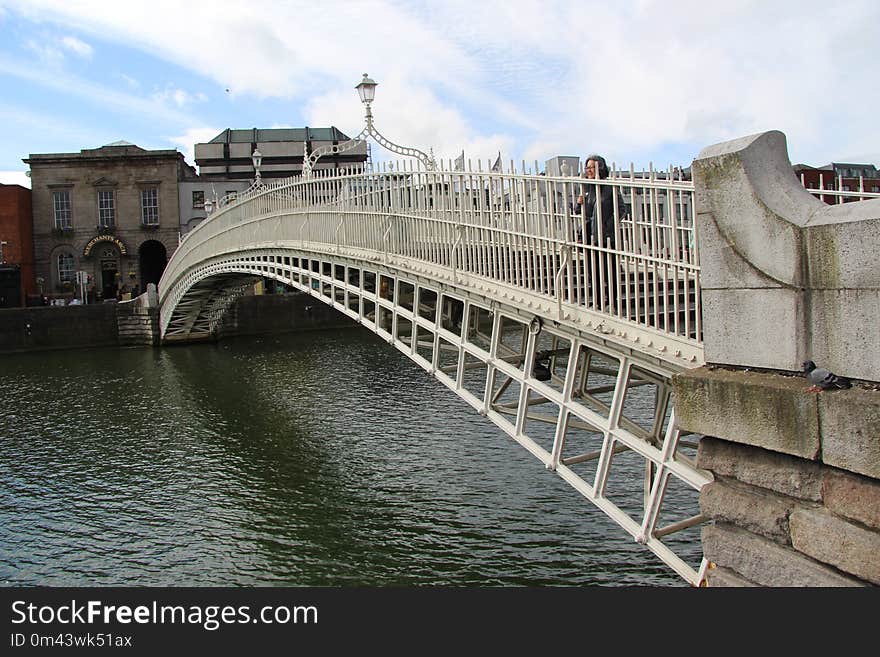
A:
[169,160,702,352]
[800,175,880,204]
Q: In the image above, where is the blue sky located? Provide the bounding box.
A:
[1,0,877,187]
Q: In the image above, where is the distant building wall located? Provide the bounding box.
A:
[178,179,251,235]
[218,290,357,337]
[25,144,185,302]
[195,127,368,181]
[0,183,35,306]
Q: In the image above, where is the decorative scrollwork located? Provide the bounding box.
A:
[303,106,436,177]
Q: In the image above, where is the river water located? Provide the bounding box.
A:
[0,328,699,586]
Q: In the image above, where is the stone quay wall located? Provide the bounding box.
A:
[0,289,353,353]
[674,367,880,586]
[0,302,120,353]
[676,130,880,586]
[218,291,357,338]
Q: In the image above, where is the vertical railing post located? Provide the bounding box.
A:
[382,216,393,264]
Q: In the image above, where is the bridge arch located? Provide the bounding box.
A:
[162,243,710,583]
[156,160,715,583]
[157,130,880,587]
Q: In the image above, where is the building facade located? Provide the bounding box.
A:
[24,142,188,302]
[178,171,252,236]
[0,183,35,307]
[793,162,880,204]
[194,127,368,181]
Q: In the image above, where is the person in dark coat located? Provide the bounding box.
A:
[574,154,616,245]
[573,154,619,310]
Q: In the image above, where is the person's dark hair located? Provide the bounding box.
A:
[585,154,609,179]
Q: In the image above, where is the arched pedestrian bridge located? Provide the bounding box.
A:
[158,132,880,586]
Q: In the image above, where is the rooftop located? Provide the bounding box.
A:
[206,127,354,144]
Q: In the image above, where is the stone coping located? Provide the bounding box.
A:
[673,365,880,480]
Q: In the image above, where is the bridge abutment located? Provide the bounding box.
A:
[674,367,880,586]
[678,131,880,586]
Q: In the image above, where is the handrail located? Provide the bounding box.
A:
[161,163,705,353]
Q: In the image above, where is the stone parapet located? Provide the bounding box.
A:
[692,130,880,382]
[686,130,880,586]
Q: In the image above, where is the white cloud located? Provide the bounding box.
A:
[24,38,65,66]
[0,54,196,125]
[0,170,31,188]
[152,86,208,108]
[60,35,92,58]
[2,0,878,168]
[166,126,221,166]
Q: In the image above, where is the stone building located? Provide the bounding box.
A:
[177,127,368,237]
[0,183,35,307]
[24,141,191,301]
[194,127,368,181]
[178,168,251,236]
[792,162,880,204]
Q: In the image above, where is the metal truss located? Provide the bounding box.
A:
[160,249,712,585]
[162,274,259,341]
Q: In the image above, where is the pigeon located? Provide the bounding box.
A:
[803,360,852,392]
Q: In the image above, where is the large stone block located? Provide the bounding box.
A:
[674,366,820,460]
[790,508,880,585]
[809,288,880,383]
[693,131,805,288]
[697,437,824,501]
[822,470,880,530]
[693,130,880,382]
[700,480,793,542]
[702,523,863,587]
[693,209,781,291]
[805,215,880,290]
[818,387,880,480]
[705,565,758,587]
[700,288,804,371]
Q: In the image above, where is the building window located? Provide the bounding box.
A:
[58,252,74,283]
[141,187,159,225]
[192,190,205,209]
[53,190,73,229]
[98,190,115,228]
[872,186,879,193]
[225,190,237,202]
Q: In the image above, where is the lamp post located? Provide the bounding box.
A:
[204,197,214,215]
[252,148,263,186]
[302,73,435,177]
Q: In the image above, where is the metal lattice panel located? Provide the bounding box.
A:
[159,250,712,584]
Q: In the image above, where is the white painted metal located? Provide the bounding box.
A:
[165,163,704,363]
[156,162,730,583]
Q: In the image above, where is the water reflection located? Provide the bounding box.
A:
[0,329,696,586]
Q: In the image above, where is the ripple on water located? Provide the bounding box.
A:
[0,331,698,586]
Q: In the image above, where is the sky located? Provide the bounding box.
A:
[0,0,877,188]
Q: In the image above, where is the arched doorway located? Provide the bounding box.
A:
[139,240,167,291]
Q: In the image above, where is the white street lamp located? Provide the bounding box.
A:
[355,73,377,105]
[302,72,435,177]
[204,197,214,214]
[252,148,263,186]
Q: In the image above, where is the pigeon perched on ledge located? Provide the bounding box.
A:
[803,360,852,392]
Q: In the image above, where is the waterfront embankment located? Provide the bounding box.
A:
[0,291,355,354]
